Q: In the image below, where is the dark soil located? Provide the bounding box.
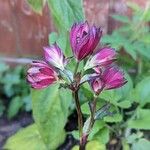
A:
[57,134,79,150]
[58,111,79,150]
[0,112,33,148]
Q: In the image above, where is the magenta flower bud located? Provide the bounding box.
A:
[27,61,58,89]
[70,21,102,61]
[84,47,117,70]
[102,67,127,90]
[44,43,67,70]
[90,77,104,95]
[89,66,127,95]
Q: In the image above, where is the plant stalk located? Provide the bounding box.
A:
[74,61,79,76]
[73,90,83,138]
[80,134,88,150]
[79,95,98,150]
[90,95,98,125]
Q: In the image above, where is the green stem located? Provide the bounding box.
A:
[74,61,79,76]
[73,90,83,137]
[80,95,98,150]
[90,95,98,125]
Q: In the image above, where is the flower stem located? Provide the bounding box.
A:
[90,94,98,126]
[79,95,99,149]
[80,134,88,150]
[73,90,83,137]
[74,61,79,76]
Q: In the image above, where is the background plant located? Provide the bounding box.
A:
[0,62,31,119]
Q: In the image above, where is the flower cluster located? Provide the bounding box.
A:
[27,21,127,95]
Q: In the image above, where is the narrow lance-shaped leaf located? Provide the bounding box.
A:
[47,0,85,30]
[27,0,46,14]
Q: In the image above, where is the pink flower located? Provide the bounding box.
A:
[89,66,127,95]
[102,67,127,90]
[44,43,67,70]
[70,21,102,61]
[27,61,58,89]
[90,77,104,95]
[84,47,117,70]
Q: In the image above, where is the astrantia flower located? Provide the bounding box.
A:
[70,21,102,61]
[27,61,58,89]
[84,47,117,70]
[44,43,67,70]
[90,77,104,95]
[89,66,127,95]
[102,67,127,90]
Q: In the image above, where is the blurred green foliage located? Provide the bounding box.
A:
[102,2,150,61]
[4,1,150,150]
[0,62,31,119]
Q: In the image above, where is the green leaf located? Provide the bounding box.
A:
[143,10,150,22]
[4,124,47,150]
[72,130,79,140]
[81,85,93,100]
[32,84,72,149]
[47,0,84,31]
[115,72,133,99]
[49,32,58,44]
[104,113,122,123]
[100,90,122,104]
[122,139,130,150]
[117,100,131,108]
[7,96,23,119]
[72,141,106,150]
[128,109,150,129]
[132,138,150,150]
[27,0,46,14]
[126,132,143,144]
[141,34,150,44]
[49,31,71,55]
[101,32,126,50]
[86,140,106,150]
[134,77,150,106]
[88,121,105,140]
[117,26,131,32]
[22,95,32,112]
[124,41,137,60]
[127,2,141,12]
[81,102,90,115]
[133,42,150,60]
[93,127,109,144]
[111,14,130,23]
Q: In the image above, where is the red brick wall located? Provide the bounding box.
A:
[0,0,147,57]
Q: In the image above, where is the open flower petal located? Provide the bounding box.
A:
[44,43,67,70]
[84,47,117,70]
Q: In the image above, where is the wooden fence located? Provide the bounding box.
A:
[0,0,147,58]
